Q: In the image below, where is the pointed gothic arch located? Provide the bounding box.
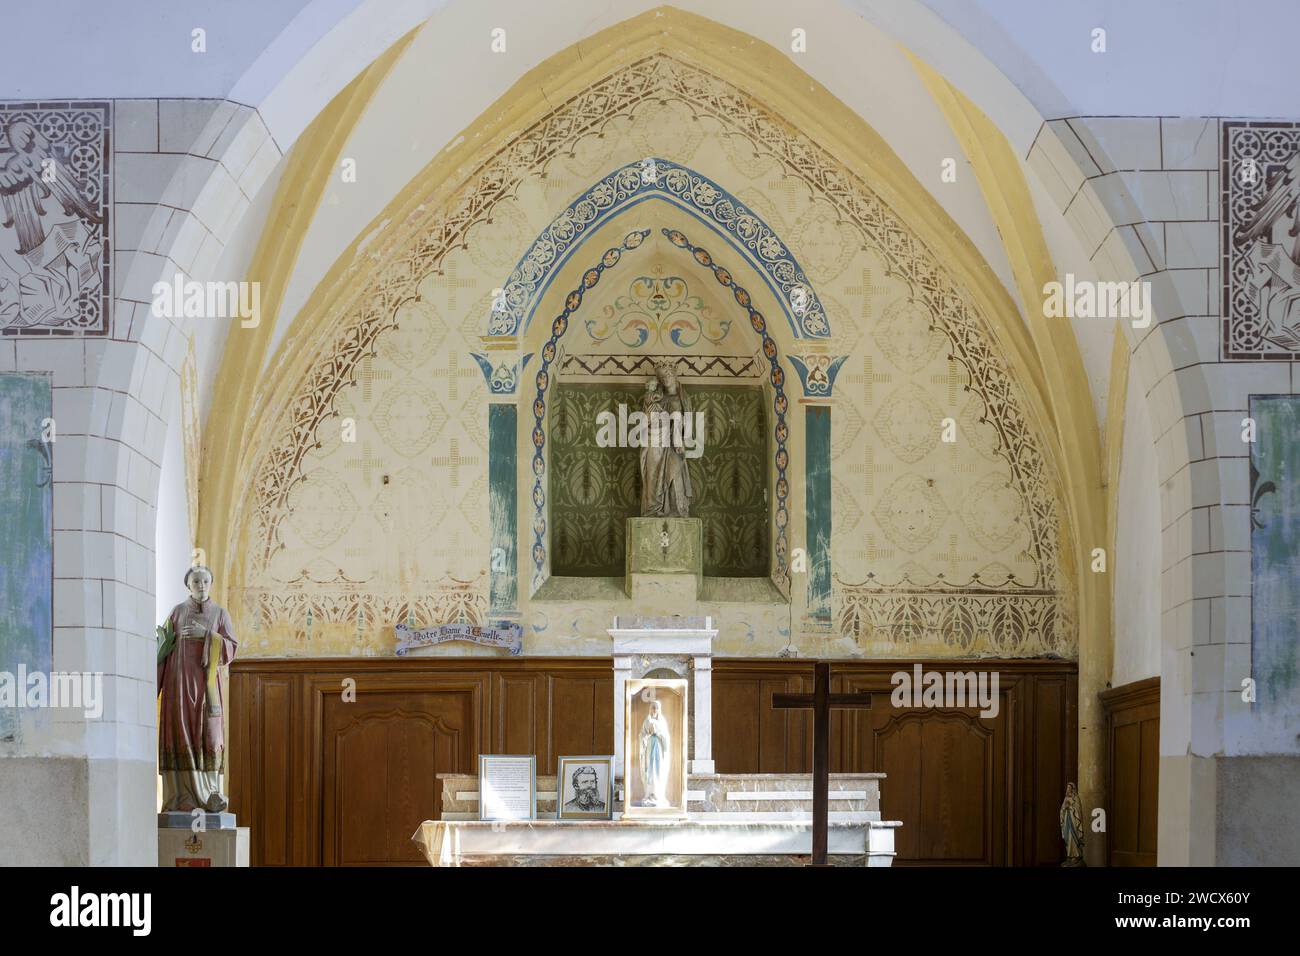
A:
[223,38,1080,660]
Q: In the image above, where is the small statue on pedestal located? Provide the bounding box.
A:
[157,565,238,813]
[1059,781,1086,866]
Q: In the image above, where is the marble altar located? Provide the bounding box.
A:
[413,770,901,866]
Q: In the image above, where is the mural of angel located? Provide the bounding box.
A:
[0,109,107,334]
[1234,149,1300,352]
[0,120,100,255]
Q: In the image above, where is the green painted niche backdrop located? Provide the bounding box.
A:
[550,383,768,577]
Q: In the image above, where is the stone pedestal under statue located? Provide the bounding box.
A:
[158,814,249,867]
[624,516,702,600]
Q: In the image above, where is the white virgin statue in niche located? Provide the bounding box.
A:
[638,696,671,807]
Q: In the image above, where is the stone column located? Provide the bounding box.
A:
[613,654,633,780]
[691,656,715,774]
[787,355,846,630]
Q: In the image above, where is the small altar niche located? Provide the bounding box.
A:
[542,380,783,602]
[609,614,717,779]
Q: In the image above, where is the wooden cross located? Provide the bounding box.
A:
[772,662,873,866]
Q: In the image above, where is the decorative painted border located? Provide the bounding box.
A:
[559,353,761,379]
[492,159,831,340]
[529,231,649,589]
[470,352,533,395]
[527,227,795,596]
[242,53,1065,635]
[242,572,487,644]
[789,354,849,398]
[662,227,791,595]
[838,588,1067,657]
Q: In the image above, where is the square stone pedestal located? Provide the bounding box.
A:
[158,820,249,867]
[625,517,701,599]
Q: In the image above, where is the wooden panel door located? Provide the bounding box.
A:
[827,670,1004,865]
[548,674,614,773]
[227,675,294,866]
[1025,674,1076,866]
[869,706,1004,865]
[321,690,473,866]
[1101,677,1159,866]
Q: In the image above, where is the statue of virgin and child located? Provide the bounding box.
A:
[640,362,693,518]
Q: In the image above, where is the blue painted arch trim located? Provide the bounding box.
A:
[661,228,793,595]
[528,230,650,591]
[490,159,831,340]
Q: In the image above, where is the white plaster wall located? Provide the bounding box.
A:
[920,0,1300,119]
[0,0,314,99]
[1112,365,1161,687]
[7,2,1295,119]
[196,156,285,425]
[155,383,191,621]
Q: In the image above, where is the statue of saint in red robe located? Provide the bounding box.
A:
[158,565,237,813]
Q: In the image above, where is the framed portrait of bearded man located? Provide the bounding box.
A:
[556,756,614,821]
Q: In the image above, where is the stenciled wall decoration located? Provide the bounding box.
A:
[232,52,1073,659]
[550,382,642,576]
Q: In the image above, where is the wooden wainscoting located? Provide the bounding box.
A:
[1099,676,1159,866]
[712,660,1077,866]
[227,657,612,866]
[229,656,1075,866]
